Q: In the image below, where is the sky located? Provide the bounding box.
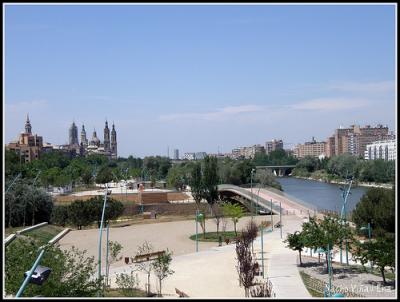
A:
[4,4,397,158]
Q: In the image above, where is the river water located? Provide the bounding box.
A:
[276,177,368,212]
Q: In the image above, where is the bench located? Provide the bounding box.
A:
[132,250,166,263]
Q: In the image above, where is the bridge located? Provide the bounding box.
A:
[218,184,282,215]
[256,165,296,176]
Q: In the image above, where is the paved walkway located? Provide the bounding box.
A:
[106,214,311,298]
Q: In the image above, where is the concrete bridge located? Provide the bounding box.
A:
[256,165,296,177]
[217,184,281,215]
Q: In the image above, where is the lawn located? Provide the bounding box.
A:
[23,224,66,245]
[189,231,242,243]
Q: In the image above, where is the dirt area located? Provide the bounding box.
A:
[298,256,395,297]
[54,192,190,204]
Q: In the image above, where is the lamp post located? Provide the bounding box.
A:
[270,199,273,231]
[250,168,255,217]
[16,249,46,298]
[105,223,110,288]
[260,225,265,278]
[6,172,21,194]
[97,183,109,296]
[339,179,352,265]
[360,223,372,270]
[195,210,203,252]
[279,201,282,239]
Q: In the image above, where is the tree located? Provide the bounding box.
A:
[254,169,282,191]
[5,238,102,297]
[51,205,69,226]
[96,166,114,185]
[106,241,123,287]
[351,187,395,236]
[284,231,305,266]
[202,156,219,208]
[190,162,206,236]
[152,250,174,297]
[301,216,352,272]
[221,202,245,236]
[115,271,141,297]
[235,221,259,297]
[212,203,224,236]
[87,196,124,228]
[352,235,395,284]
[5,181,53,228]
[67,200,94,230]
[135,241,154,296]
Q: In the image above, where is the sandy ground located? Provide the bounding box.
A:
[58,216,270,267]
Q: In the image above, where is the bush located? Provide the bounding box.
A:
[51,205,69,226]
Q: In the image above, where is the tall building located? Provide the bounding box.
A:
[69,122,79,146]
[173,149,179,160]
[111,122,117,159]
[80,124,88,147]
[326,124,392,157]
[293,137,326,159]
[364,139,396,161]
[265,139,284,155]
[68,121,118,159]
[6,114,45,163]
[104,120,110,152]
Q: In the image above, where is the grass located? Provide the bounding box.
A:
[189,231,241,242]
[23,224,66,245]
[104,288,148,297]
[299,271,324,297]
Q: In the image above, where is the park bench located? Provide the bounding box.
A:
[132,250,166,263]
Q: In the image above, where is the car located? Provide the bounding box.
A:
[24,265,52,285]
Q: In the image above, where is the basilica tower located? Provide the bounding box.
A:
[69,122,79,146]
[111,122,117,159]
[104,120,110,152]
[81,124,88,147]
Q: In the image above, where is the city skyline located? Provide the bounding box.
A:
[4,4,396,157]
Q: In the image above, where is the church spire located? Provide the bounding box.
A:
[25,113,32,134]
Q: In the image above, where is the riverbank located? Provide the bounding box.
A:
[290,176,393,189]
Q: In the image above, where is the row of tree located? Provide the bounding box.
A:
[293,153,395,184]
[51,197,124,229]
[285,187,395,285]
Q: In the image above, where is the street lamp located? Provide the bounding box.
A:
[195,210,204,252]
[250,168,255,217]
[97,183,109,296]
[339,179,352,265]
[360,223,372,270]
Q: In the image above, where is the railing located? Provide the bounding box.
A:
[297,257,364,298]
[218,184,282,214]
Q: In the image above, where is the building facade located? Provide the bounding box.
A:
[326,124,393,157]
[173,149,179,160]
[265,139,284,155]
[68,120,118,159]
[293,137,326,158]
[6,115,45,163]
[364,139,396,161]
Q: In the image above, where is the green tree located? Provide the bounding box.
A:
[352,235,395,284]
[67,200,94,230]
[202,155,219,208]
[51,205,69,227]
[221,202,245,236]
[5,238,102,297]
[351,187,395,236]
[284,231,305,266]
[96,166,114,185]
[115,271,141,296]
[106,241,123,287]
[151,250,174,297]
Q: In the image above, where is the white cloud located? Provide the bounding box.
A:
[328,80,395,95]
[159,105,263,121]
[290,98,371,111]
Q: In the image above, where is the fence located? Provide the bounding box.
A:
[297,256,364,298]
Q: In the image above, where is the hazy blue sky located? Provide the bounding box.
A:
[4,4,396,158]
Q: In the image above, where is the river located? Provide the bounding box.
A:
[276,177,368,212]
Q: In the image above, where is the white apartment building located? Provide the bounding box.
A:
[364,139,396,161]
